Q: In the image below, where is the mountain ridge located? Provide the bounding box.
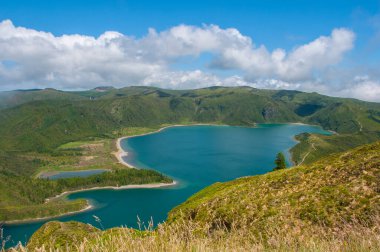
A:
[1,86,379,165]
[0,86,379,224]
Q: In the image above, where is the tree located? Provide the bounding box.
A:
[273,152,286,171]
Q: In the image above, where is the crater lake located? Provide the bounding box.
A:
[4,124,331,247]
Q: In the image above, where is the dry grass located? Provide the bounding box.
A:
[4,141,380,252]
[4,217,380,252]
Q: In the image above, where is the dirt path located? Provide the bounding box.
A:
[298,143,316,166]
[357,120,363,132]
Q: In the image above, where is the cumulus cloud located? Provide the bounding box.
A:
[0,19,377,102]
[142,70,223,89]
[212,28,355,81]
[0,20,164,89]
[337,75,380,102]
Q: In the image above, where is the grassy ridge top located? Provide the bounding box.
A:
[25,140,380,251]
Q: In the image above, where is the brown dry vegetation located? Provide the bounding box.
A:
[5,141,380,251]
[5,218,380,252]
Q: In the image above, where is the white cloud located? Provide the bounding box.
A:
[142,70,222,89]
[212,28,355,81]
[337,75,380,102]
[0,19,165,89]
[0,19,377,102]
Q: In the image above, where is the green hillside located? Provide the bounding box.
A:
[0,86,379,223]
[0,89,85,109]
[25,140,380,251]
[168,141,380,232]
[1,86,379,163]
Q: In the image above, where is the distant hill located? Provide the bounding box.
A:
[0,88,85,109]
[26,140,380,251]
[0,86,379,169]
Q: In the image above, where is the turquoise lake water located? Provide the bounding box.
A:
[3,124,331,248]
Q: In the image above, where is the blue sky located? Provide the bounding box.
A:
[1,0,378,49]
[0,0,379,101]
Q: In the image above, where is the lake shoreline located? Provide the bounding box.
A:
[7,123,329,226]
[4,201,94,225]
[45,180,178,203]
[9,123,327,225]
[114,122,332,170]
[289,128,335,166]
[5,181,177,225]
[5,122,333,248]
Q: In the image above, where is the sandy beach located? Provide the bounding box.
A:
[45,181,177,203]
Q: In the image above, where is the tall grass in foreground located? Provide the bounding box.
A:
[6,217,380,252]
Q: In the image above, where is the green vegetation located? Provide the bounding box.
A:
[0,124,176,222]
[0,119,176,222]
[168,141,380,231]
[21,140,380,251]
[273,152,286,171]
[290,131,380,165]
[26,221,101,250]
[1,86,379,167]
[0,169,172,221]
[112,126,165,137]
[0,86,379,223]
[35,138,122,177]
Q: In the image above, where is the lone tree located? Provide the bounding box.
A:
[273,152,286,171]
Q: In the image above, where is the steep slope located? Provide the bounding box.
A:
[25,141,380,251]
[168,141,380,232]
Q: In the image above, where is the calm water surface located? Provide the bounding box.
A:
[3,124,331,248]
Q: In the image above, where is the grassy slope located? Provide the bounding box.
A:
[168,141,380,230]
[0,86,379,222]
[24,140,380,251]
[291,131,380,165]
[273,90,380,164]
